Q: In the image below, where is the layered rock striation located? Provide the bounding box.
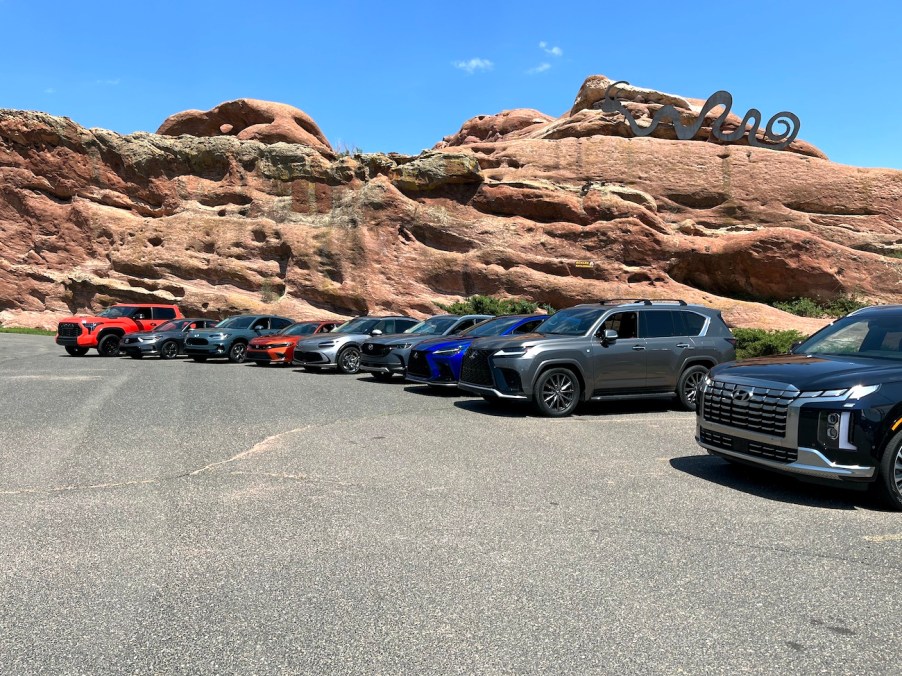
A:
[1,76,900,331]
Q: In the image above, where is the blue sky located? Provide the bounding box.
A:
[1,1,900,169]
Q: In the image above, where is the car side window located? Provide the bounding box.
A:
[251,318,270,330]
[640,311,676,339]
[397,319,417,332]
[271,318,292,331]
[133,309,150,320]
[451,319,477,334]
[601,312,638,339]
[152,307,176,320]
[380,320,395,334]
[680,312,707,337]
[514,319,543,334]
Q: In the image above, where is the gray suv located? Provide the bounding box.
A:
[292,316,418,374]
[359,315,494,380]
[458,300,736,417]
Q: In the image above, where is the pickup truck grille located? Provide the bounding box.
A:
[363,343,391,357]
[460,349,494,387]
[186,337,209,346]
[407,351,431,377]
[700,428,798,464]
[702,380,798,437]
[57,323,82,338]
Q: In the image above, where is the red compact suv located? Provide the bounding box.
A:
[56,303,184,357]
[247,320,342,365]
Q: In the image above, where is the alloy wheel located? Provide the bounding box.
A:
[682,370,704,406]
[161,341,179,359]
[541,373,575,413]
[894,445,902,494]
[339,347,360,374]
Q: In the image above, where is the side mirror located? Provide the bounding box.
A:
[789,340,804,354]
[370,329,383,336]
[601,329,618,345]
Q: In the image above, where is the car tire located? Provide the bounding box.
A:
[228,342,248,364]
[336,346,361,374]
[64,346,88,357]
[676,365,709,411]
[533,367,581,417]
[191,356,208,362]
[372,372,394,381]
[160,340,179,360]
[874,430,902,511]
[97,334,121,357]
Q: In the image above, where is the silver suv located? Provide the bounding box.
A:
[458,300,736,417]
[292,316,418,374]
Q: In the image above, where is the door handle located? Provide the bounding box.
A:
[676,343,690,348]
[632,345,645,351]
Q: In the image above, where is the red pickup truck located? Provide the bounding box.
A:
[56,303,184,356]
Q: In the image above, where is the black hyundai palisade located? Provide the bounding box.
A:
[696,305,902,510]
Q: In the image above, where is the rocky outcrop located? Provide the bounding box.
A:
[157,99,334,157]
[1,76,900,333]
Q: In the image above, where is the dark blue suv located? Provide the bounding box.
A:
[405,315,547,388]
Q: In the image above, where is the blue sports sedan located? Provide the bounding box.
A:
[405,314,547,387]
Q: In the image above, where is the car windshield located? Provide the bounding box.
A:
[536,307,604,336]
[404,317,460,335]
[155,321,184,332]
[281,322,320,336]
[214,316,255,330]
[97,306,138,318]
[462,316,535,337]
[335,318,380,334]
[796,314,902,360]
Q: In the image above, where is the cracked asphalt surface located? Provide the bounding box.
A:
[1,334,900,674]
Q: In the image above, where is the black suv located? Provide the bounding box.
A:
[697,305,902,510]
[458,300,736,417]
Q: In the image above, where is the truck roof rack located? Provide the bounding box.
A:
[598,299,688,306]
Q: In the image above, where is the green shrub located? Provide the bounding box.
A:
[733,328,807,359]
[436,295,555,316]
[0,327,56,335]
[773,294,867,318]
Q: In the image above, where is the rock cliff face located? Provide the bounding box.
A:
[1,76,900,331]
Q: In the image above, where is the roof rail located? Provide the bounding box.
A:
[598,299,688,306]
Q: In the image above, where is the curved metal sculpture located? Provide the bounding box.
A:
[600,80,800,151]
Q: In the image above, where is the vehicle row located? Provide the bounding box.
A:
[53,300,902,509]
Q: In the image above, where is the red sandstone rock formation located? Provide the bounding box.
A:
[0,77,900,333]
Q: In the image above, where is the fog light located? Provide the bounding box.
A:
[817,411,856,451]
[827,413,841,426]
[826,427,839,440]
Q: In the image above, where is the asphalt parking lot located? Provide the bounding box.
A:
[0,334,900,674]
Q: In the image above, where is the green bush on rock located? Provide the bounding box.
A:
[733,328,807,359]
[436,295,556,316]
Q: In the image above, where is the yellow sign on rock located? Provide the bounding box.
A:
[574,260,595,268]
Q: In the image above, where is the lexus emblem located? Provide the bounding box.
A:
[732,388,753,402]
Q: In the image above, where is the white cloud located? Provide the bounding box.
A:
[453,58,493,74]
[539,41,563,57]
[44,88,55,94]
[527,63,551,75]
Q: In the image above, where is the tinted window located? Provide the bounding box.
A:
[396,319,418,332]
[641,311,676,338]
[379,320,395,334]
[450,319,479,334]
[282,322,320,336]
[271,317,293,330]
[98,306,138,318]
[515,319,544,334]
[217,316,255,329]
[538,307,606,336]
[152,307,177,320]
[680,312,707,336]
[464,316,533,338]
[404,317,460,335]
[601,312,638,339]
[155,320,183,332]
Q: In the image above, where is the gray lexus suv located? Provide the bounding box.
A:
[458,300,736,417]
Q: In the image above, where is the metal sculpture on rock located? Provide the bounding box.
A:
[600,80,800,151]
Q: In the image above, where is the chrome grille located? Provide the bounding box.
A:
[702,380,798,437]
[460,349,494,387]
[57,323,82,338]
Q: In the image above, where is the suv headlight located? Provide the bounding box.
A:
[138,335,160,343]
[494,346,530,358]
[433,346,463,356]
[394,343,414,350]
[846,384,880,400]
[208,333,228,340]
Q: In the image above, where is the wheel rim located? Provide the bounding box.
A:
[101,338,119,356]
[894,445,902,493]
[232,344,246,361]
[683,371,704,405]
[162,342,178,359]
[541,373,575,412]
[341,348,360,373]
